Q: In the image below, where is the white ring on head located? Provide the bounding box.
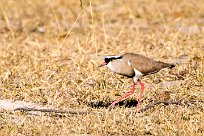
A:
[105,56,122,59]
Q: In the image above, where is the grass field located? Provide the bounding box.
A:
[0,0,203,135]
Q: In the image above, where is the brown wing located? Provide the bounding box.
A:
[122,53,173,76]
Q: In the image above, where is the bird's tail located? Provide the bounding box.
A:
[158,61,175,69]
[169,64,175,69]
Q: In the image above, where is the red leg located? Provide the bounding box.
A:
[136,79,144,109]
[109,82,136,108]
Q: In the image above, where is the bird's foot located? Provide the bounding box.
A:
[108,102,116,110]
[136,98,143,112]
[136,103,140,111]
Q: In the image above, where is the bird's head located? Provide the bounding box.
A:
[99,55,123,67]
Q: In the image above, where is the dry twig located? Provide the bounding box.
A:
[14,100,203,116]
[138,100,183,113]
[14,108,92,115]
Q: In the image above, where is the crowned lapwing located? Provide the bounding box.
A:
[100,53,175,109]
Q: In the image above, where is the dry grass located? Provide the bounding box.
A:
[0,0,203,135]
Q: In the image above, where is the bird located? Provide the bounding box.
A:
[99,53,175,109]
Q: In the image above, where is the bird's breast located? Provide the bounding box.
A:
[106,60,135,78]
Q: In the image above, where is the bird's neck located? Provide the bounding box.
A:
[106,62,115,71]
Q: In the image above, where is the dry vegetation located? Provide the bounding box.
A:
[0,0,203,135]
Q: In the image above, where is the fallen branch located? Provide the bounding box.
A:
[14,108,92,115]
[138,101,182,112]
[8,100,204,115]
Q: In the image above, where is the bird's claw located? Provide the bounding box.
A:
[108,103,115,110]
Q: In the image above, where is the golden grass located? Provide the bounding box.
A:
[0,0,203,135]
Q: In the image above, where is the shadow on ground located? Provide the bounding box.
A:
[86,99,139,108]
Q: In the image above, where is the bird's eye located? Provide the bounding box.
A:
[105,58,109,63]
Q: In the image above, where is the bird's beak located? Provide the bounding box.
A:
[99,62,107,67]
